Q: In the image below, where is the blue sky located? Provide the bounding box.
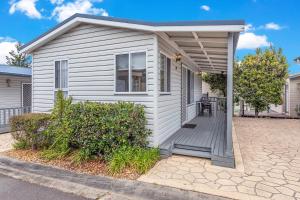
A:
[0,0,299,74]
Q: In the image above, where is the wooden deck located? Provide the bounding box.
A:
[160,111,234,168]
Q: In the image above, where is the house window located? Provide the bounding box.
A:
[187,70,194,104]
[115,52,146,92]
[160,53,171,92]
[54,60,68,97]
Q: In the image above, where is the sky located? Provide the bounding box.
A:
[0,0,299,74]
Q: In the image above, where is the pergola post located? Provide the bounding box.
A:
[226,33,234,156]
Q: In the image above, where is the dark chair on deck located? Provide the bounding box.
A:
[199,94,212,116]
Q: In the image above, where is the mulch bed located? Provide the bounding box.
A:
[1,150,140,180]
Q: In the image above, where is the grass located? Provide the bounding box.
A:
[108,146,160,175]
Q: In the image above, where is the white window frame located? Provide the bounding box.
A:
[160,52,171,94]
[187,69,194,105]
[54,59,69,99]
[114,50,148,94]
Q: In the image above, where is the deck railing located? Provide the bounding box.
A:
[0,106,31,129]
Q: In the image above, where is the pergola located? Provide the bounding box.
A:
[156,29,241,157]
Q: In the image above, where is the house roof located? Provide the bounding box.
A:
[289,73,300,79]
[0,65,31,77]
[20,13,245,53]
[20,13,245,74]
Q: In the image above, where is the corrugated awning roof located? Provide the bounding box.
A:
[0,65,31,77]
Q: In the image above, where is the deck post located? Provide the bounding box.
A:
[226,33,234,156]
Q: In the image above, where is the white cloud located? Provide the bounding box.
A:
[50,0,64,5]
[244,24,255,32]
[237,32,270,50]
[51,0,108,22]
[9,0,42,19]
[200,5,210,11]
[0,37,17,64]
[264,22,282,30]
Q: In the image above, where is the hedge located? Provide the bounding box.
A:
[10,113,51,150]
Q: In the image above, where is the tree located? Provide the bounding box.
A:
[234,47,288,117]
[6,42,30,67]
[202,73,227,96]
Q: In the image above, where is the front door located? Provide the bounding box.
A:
[181,66,187,125]
[22,83,32,108]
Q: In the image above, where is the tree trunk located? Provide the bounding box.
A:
[254,108,259,118]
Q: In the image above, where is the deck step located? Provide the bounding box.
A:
[172,148,212,158]
[174,144,211,152]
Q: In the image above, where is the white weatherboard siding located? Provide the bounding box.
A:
[0,75,31,109]
[32,24,156,141]
[155,37,202,145]
[288,77,300,117]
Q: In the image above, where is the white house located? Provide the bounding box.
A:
[0,65,32,132]
[283,73,300,118]
[20,14,244,167]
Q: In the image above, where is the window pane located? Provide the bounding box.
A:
[131,52,146,92]
[187,70,191,104]
[116,54,129,92]
[167,58,171,92]
[61,60,68,89]
[55,61,60,89]
[191,72,194,103]
[160,54,165,92]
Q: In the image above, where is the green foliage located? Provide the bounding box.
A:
[10,113,51,150]
[202,73,227,96]
[234,47,288,117]
[68,101,151,160]
[6,42,31,67]
[40,90,151,162]
[13,140,29,150]
[41,90,73,160]
[108,146,160,175]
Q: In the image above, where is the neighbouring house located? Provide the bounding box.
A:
[283,73,300,118]
[20,14,244,167]
[0,65,32,133]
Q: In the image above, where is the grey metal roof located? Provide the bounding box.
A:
[289,73,300,79]
[0,65,31,77]
[21,13,245,51]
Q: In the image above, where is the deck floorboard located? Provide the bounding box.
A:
[160,111,228,160]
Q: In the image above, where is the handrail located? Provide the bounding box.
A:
[0,106,31,128]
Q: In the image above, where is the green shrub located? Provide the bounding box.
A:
[10,113,51,150]
[41,90,73,160]
[13,139,29,150]
[67,101,152,160]
[108,146,160,175]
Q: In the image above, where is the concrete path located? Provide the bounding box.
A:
[0,174,88,200]
[139,117,300,200]
[0,133,14,152]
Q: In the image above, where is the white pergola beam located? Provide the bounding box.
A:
[188,53,227,59]
[181,46,228,53]
[156,32,199,69]
[192,32,214,70]
[169,37,227,44]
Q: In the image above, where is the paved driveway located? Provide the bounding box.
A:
[139,117,300,200]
